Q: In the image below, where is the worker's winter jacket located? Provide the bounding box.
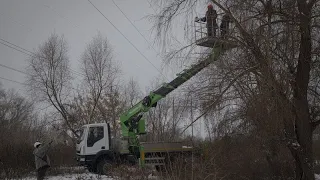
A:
[199,10,218,26]
[33,142,52,170]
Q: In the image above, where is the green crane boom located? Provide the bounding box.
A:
[120,41,227,166]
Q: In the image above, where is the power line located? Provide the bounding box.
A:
[111,0,176,77]
[70,69,85,77]
[0,76,26,85]
[34,4,90,78]
[146,0,184,46]
[145,0,186,79]
[33,4,106,78]
[0,12,33,33]
[41,4,80,29]
[0,38,85,77]
[0,50,83,86]
[111,0,159,55]
[0,41,31,56]
[38,104,53,111]
[1,5,85,78]
[0,38,34,55]
[146,0,158,13]
[0,63,28,75]
[87,0,168,80]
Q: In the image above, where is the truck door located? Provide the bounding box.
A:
[86,125,108,155]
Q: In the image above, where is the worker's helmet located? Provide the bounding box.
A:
[34,141,41,148]
[208,4,213,9]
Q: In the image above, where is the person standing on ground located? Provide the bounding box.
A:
[33,140,53,180]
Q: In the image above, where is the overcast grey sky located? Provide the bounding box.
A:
[0,0,209,137]
[0,0,196,95]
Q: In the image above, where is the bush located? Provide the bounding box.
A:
[0,129,35,179]
[157,135,295,180]
[0,138,78,179]
[48,142,77,168]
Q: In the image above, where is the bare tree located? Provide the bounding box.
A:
[26,33,77,136]
[67,92,94,127]
[153,0,320,179]
[142,78,190,142]
[0,84,35,130]
[68,77,140,138]
[81,32,120,122]
[123,77,143,107]
[97,83,126,138]
[0,84,40,177]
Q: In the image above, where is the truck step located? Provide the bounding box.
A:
[145,163,165,166]
[144,157,166,166]
[145,157,165,160]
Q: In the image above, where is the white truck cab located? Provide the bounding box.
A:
[76,123,112,162]
[76,122,192,175]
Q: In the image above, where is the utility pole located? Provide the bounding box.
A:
[191,96,194,180]
[172,98,175,140]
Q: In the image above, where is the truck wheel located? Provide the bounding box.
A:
[88,165,95,173]
[155,165,165,172]
[97,158,113,175]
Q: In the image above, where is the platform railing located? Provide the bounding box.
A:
[193,15,237,47]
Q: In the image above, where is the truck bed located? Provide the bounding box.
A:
[141,141,192,153]
[118,141,192,154]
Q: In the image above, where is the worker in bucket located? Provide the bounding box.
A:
[220,14,231,38]
[195,4,218,37]
[33,140,53,180]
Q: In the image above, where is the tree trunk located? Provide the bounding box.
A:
[292,1,314,179]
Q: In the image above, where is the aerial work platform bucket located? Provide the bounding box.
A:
[196,36,237,49]
[194,15,237,49]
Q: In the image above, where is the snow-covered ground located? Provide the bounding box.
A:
[16,173,320,180]
[15,173,114,180]
[6,166,160,180]
[13,171,159,180]
[7,165,320,180]
[16,173,160,180]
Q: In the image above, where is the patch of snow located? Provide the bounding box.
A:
[14,173,114,180]
[291,142,300,147]
[15,172,160,180]
[147,174,160,180]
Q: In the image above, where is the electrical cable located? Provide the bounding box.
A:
[87,0,169,80]
[0,76,26,85]
[0,38,85,77]
[0,63,28,75]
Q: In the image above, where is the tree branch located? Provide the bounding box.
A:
[181,65,258,134]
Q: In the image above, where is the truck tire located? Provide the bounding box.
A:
[97,158,113,175]
[157,165,167,172]
[87,165,96,173]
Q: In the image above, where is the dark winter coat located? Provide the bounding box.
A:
[221,15,231,30]
[199,9,218,27]
[205,9,218,28]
